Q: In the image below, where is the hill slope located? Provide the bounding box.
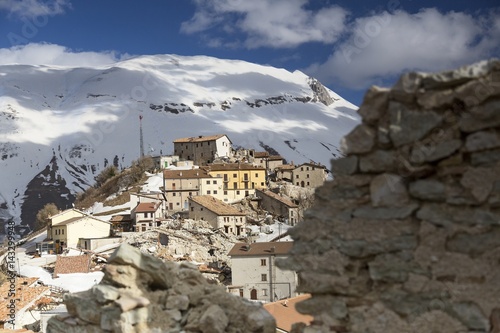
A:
[0,54,359,234]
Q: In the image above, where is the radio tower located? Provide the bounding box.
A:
[139,115,145,158]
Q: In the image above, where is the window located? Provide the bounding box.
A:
[213,190,218,194]
[207,190,211,194]
[307,182,310,186]
[62,229,64,235]
[255,173,258,177]
[206,180,210,184]
[233,173,237,178]
[224,191,227,195]
[307,174,310,178]
[233,182,237,189]
[306,167,310,171]
[261,259,266,266]
[261,182,264,186]
[296,175,299,179]
[301,167,304,171]
[173,192,176,197]
[191,207,194,211]
[213,180,217,184]
[262,289,268,296]
[176,202,180,206]
[261,274,267,282]
[236,190,240,195]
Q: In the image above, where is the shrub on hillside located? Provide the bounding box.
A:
[35,203,59,230]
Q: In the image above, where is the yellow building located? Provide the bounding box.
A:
[203,163,267,202]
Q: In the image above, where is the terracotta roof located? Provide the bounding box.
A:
[173,134,228,143]
[294,162,326,170]
[254,151,270,158]
[264,294,313,332]
[0,278,50,322]
[189,195,246,216]
[135,202,159,213]
[110,214,132,222]
[228,242,293,256]
[53,254,91,278]
[204,163,265,171]
[163,168,212,179]
[268,155,284,161]
[256,189,298,208]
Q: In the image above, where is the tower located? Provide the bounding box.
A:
[139,115,145,158]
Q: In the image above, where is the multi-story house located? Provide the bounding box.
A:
[188,195,247,236]
[163,168,222,212]
[255,189,300,226]
[203,163,267,202]
[275,162,327,188]
[228,242,298,302]
[151,155,180,170]
[253,152,284,174]
[173,134,232,165]
[131,202,162,231]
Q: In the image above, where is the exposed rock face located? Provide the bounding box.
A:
[308,77,336,106]
[47,243,275,333]
[279,59,500,333]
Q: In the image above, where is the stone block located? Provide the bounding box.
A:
[470,148,500,166]
[357,86,389,123]
[352,202,419,219]
[409,179,446,201]
[198,304,229,333]
[370,173,409,207]
[460,99,500,132]
[465,130,500,152]
[331,155,358,175]
[410,139,462,163]
[446,228,500,257]
[359,149,396,173]
[460,166,498,202]
[388,102,443,147]
[340,124,376,155]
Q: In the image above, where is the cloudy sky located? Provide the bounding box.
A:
[0,0,498,105]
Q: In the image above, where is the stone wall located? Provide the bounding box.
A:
[47,243,275,333]
[279,59,500,333]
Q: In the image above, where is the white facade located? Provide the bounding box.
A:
[229,242,298,302]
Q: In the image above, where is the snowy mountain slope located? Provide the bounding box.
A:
[0,54,359,234]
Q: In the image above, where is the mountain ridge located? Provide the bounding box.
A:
[0,54,360,235]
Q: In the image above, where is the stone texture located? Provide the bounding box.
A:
[388,102,443,147]
[279,60,500,333]
[370,173,409,207]
[48,244,276,333]
[331,155,358,175]
[341,124,376,155]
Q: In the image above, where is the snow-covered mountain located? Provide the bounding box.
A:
[0,54,359,234]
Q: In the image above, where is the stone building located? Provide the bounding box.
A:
[279,60,500,333]
[275,162,327,188]
[188,195,247,236]
[255,189,300,226]
[229,242,298,303]
[173,134,232,165]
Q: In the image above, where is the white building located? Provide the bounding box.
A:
[228,242,298,302]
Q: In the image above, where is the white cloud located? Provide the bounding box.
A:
[0,43,125,67]
[307,8,500,88]
[0,0,71,18]
[181,0,348,48]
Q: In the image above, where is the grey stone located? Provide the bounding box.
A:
[409,179,446,201]
[465,130,500,152]
[460,99,500,132]
[359,149,396,173]
[410,139,462,163]
[166,294,190,311]
[357,86,389,123]
[417,88,455,109]
[92,284,120,304]
[115,295,150,312]
[447,301,489,331]
[338,235,418,258]
[417,203,500,227]
[460,166,498,202]
[295,295,347,319]
[245,308,277,333]
[471,148,500,166]
[199,304,229,333]
[381,289,451,318]
[108,243,174,289]
[446,228,500,257]
[389,102,443,147]
[368,252,427,283]
[455,71,500,108]
[392,71,423,94]
[63,292,101,324]
[370,174,409,207]
[352,202,419,219]
[378,126,392,146]
[331,155,358,175]
[340,124,376,155]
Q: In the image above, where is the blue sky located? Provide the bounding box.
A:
[0,0,499,105]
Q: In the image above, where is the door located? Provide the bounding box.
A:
[250,289,257,300]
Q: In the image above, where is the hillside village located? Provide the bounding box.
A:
[0,133,327,332]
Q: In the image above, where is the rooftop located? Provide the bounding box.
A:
[53,254,91,278]
[173,134,228,143]
[254,151,270,158]
[110,214,132,223]
[203,163,265,171]
[163,168,212,179]
[263,294,313,332]
[135,202,159,213]
[228,242,293,256]
[189,195,246,216]
[0,278,50,322]
[256,189,298,208]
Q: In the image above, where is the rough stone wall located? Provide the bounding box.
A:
[279,59,500,333]
[47,243,275,333]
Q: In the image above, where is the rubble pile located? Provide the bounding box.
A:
[47,243,276,332]
[122,220,240,265]
[280,60,500,332]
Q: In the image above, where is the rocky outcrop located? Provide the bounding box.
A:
[279,59,500,332]
[47,243,275,333]
[308,77,337,106]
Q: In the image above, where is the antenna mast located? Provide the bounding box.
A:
[139,115,145,158]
